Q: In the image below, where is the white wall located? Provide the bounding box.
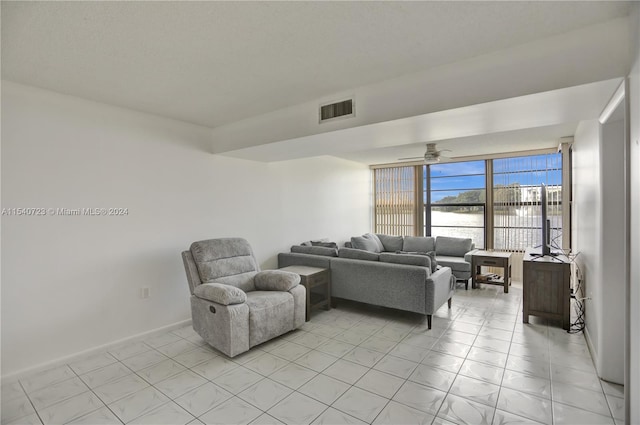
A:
[599,119,626,384]
[572,120,602,364]
[0,82,371,377]
[627,3,640,422]
[573,117,627,385]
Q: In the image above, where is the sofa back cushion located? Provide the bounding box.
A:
[351,235,381,253]
[291,245,338,257]
[339,248,380,261]
[376,234,404,252]
[435,236,473,257]
[403,236,435,253]
[379,253,430,269]
[190,238,258,292]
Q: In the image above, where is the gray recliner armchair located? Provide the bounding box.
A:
[182,238,306,357]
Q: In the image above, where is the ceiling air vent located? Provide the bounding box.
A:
[319,98,355,123]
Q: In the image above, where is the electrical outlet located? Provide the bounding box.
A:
[140,287,151,299]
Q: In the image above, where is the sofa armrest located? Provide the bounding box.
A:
[255,270,300,291]
[464,249,480,264]
[425,266,453,315]
[193,283,247,305]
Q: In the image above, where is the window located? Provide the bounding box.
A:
[425,161,486,248]
[372,150,566,252]
[374,166,416,236]
[493,153,562,251]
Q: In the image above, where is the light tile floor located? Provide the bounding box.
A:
[1,283,625,425]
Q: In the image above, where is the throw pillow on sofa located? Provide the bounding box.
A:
[395,250,438,273]
[291,245,338,257]
[301,238,333,247]
[311,241,338,249]
[425,251,438,273]
[364,233,385,252]
[351,235,381,253]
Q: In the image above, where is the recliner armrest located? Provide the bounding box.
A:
[193,283,247,305]
[255,270,300,291]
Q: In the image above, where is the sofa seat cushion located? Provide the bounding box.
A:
[436,255,471,273]
[246,291,294,347]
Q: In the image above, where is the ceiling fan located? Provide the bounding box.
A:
[398,143,451,163]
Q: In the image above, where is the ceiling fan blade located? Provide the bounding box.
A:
[398,144,454,162]
[397,156,425,161]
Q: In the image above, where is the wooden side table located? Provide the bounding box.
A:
[279,265,331,321]
[471,251,512,293]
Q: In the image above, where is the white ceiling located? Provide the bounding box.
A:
[338,124,579,166]
[221,78,622,164]
[1,1,630,130]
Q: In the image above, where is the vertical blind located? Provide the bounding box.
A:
[493,153,562,252]
[374,166,416,236]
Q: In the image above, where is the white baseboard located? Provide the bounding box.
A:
[584,325,601,378]
[1,319,192,383]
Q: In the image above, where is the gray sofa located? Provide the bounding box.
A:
[278,241,455,329]
[346,234,477,284]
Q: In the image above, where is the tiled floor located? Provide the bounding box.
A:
[2,283,625,425]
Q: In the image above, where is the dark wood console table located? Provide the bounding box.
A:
[522,248,571,330]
